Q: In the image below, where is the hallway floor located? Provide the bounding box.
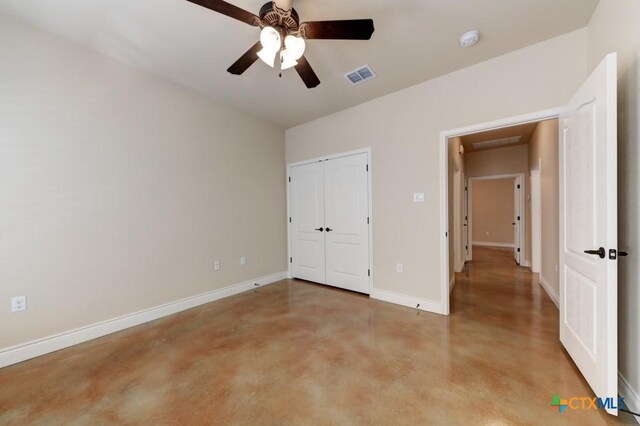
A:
[0,247,636,424]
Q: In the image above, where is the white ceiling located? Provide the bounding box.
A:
[0,0,598,128]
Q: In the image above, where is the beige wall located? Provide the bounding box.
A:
[0,16,287,349]
[528,120,559,298]
[587,0,640,406]
[286,29,587,303]
[465,145,530,264]
[471,179,515,245]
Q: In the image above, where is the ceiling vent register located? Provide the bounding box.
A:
[345,65,376,85]
[472,136,522,150]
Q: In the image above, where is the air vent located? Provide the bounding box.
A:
[345,65,376,85]
[472,136,522,150]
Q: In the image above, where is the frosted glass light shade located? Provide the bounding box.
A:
[284,35,305,60]
[258,27,281,67]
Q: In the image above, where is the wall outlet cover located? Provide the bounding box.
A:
[214,260,220,271]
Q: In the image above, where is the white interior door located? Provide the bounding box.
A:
[290,162,326,284]
[324,153,370,294]
[513,177,521,264]
[559,53,618,414]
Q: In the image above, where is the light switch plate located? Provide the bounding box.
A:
[413,193,425,203]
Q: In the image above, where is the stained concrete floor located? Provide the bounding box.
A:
[0,247,637,424]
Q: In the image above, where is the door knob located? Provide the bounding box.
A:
[314,227,324,232]
[584,247,606,259]
[325,228,333,232]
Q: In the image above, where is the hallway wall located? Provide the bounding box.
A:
[471,178,515,246]
[527,120,559,302]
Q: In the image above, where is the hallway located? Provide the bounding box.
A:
[0,247,636,424]
[451,246,636,424]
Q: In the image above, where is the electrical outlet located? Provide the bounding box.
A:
[11,296,26,312]
[396,263,404,273]
[214,260,220,271]
[240,257,246,266]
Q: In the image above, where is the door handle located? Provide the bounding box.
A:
[619,251,629,257]
[325,227,333,232]
[584,247,606,259]
[314,227,324,232]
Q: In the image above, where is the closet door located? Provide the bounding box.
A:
[324,153,370,294]
[290,162,326,284]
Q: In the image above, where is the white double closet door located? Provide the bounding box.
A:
[289,152,370,294]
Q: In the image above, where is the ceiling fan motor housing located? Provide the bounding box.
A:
[259,1,300,34]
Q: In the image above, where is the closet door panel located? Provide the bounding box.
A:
[290,162,326,284]
[324,153,370,294]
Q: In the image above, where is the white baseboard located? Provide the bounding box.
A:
[620,373,640,424]
[370,289,445,315]
[472,241,515,248]
[0,271,287,369]
[539,275,559,308]
[449,275,456,292]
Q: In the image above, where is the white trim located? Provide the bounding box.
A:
[286,147,374,295]
[539,275,559,308]
[449,275,456,292]
[520,260,531,268]
[370,289,445,315]
[0,271,287,369]
[440,108,560,315]
[619,373,640,425]
[472,241,515,248]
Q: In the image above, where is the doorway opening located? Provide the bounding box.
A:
[439,108,561,315]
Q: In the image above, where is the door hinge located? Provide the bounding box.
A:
[289,217,292,223]
[367,217,370,224]
[517,216,521,221]
[290,257,292,263]
[517,248,520,253]
[465,245,468,250]
[446,232,448,237]
[517,184,521,189]
[368,269,370,277]
[288,177,291,183]
[465,186,468,191]
[366,164,369,172]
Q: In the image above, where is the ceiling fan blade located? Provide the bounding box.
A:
[227,41,262,75]
[299,19,375,40]
[186,0,261,26]
[295,56,321,89]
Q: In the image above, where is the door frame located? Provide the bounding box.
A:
[286,147,374,294]
[467,173,525,260]
[439,108,560,315]
[530,158,542,273]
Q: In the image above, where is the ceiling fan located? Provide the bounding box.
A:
[186,0,375,88]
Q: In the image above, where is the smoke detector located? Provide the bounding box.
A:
[460,30,480,48]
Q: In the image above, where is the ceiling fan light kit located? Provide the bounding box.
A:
[186,0,375,88]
